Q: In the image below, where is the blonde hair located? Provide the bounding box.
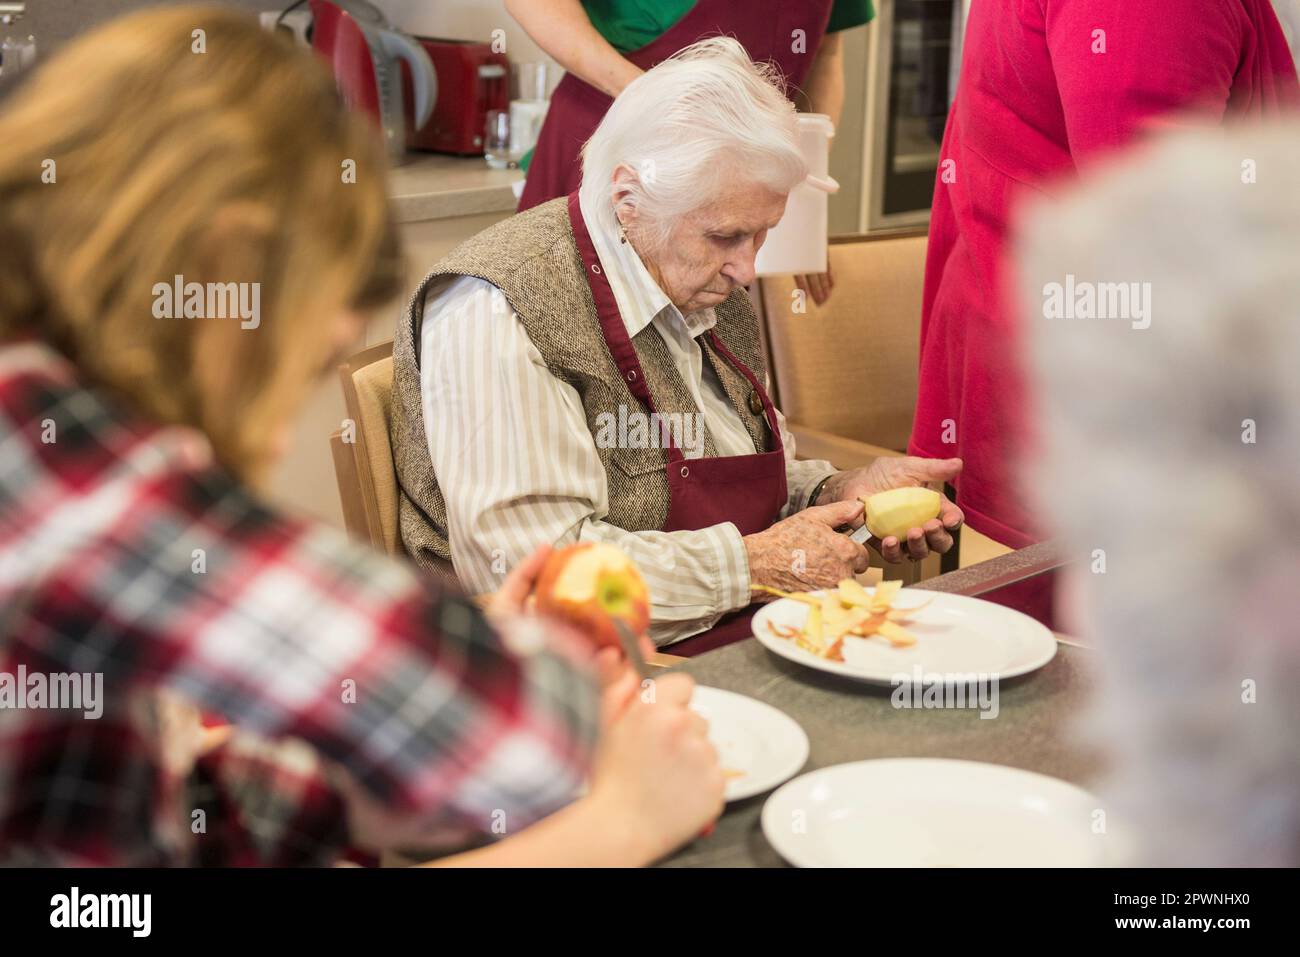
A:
[0,6,401,482]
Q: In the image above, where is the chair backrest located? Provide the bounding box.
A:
[330,340,463,588]
[330,341,400,555]
[757,229,928,452]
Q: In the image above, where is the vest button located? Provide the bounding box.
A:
[748,389,764,414]
[680,465,689,478]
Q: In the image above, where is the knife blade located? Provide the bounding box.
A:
[613,619,654,679]
[848,524,873,546]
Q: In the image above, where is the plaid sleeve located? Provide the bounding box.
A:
[146,471,601,838]
[0,349,600,848]
[188,730,351,867]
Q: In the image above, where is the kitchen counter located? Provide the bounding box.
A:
[388,153,523,224]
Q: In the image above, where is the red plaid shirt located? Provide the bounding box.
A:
[0,342,598,866]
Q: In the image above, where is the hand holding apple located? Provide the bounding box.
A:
[744,500,872,596]
[533,542,652,653]
[486,543,553,620]
[814,457,964,561]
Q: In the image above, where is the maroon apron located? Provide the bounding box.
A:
[519,0,834,212]
[567,192,786,655]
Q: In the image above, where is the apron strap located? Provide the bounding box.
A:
[706,330,783,443]
[567,191,685,463]
[566,191,785,462]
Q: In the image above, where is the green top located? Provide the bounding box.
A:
[583,0,874,54]
[519,1,873,170]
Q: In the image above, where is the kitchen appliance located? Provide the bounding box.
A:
[0,2,35,79]
[404,38,509,155]
[858,0,957,231]
[308,0,436,159]
[259,8,311,46]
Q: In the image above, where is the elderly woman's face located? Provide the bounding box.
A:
[631,180,788,315]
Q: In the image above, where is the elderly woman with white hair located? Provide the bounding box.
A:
[392,38,963,652]
[1020,122,1300,866]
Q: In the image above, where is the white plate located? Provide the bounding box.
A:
[751,587,1057,685]
[762,758,1118,867]
[690,686,809,802]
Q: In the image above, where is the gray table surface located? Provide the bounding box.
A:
[661,637,1102,867]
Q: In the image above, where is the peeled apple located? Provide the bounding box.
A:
[860,487,942,541]
[533,542,650,651]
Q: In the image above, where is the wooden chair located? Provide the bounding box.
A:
[330,341,402,556]
[756,229,928,463]
[329,341,466,590]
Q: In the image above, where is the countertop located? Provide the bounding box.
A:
[661,638,1102,868]
[388,153,523,224]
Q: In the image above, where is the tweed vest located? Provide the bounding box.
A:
[390,196,773,570]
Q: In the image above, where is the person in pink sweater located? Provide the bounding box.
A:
[909,0,1299,623]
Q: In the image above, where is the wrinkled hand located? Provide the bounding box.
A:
[815,457,964,562]
[794,262,834,307]
[744,500,871,596]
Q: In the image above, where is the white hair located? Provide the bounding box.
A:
[1018,122,1300,866]
[579,36,807,249]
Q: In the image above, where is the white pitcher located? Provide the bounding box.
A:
[755,113,839,277]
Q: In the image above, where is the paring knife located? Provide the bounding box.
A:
[612,619,655,679]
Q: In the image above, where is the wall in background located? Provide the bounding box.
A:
[23,1,868,232]
[829,22,870,236]
[21,0,269,52]
[22,0,552,63]
[382,0,553,77]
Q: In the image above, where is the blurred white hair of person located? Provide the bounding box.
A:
[1018,121,1300,866]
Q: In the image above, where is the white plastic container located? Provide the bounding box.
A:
[755,113,839,276]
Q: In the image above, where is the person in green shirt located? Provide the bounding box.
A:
[582,0,873,53]
[508,0,874,304]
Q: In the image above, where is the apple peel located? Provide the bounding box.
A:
[765,578,927,657]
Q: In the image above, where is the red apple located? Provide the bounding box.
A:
[533,542,651,651]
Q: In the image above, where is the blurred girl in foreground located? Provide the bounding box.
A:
[0,6,721,866]
[1021,122,1300,865]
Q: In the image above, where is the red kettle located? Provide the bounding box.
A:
[309,0,436,159]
